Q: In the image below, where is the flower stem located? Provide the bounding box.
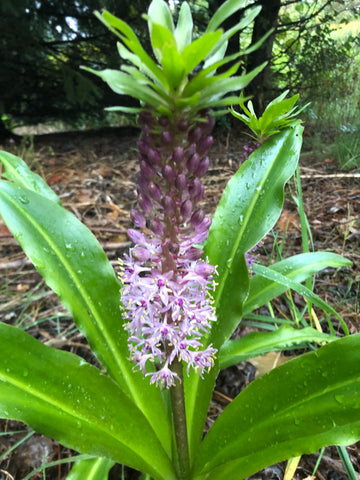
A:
[170,359,190,480]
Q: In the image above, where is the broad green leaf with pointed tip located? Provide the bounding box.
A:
[0,323,175,480]
[174,2,193,52]
[162,43,186,90]
[148,0,174,34]
[219,324,336,369]
[149,23,185,89]
[244,252,352,315]
[181,31,222,77]
[205,125,303,349]
[258,95,299,132]
[193,334,360,480]
[0,178,171,453]
[67,457,115,480]
[96,10,168,88]
[149,22,178,65]
[185,126,303,466]
[0,150,61,205]
[83,68,170,113]
[116,42,168,89]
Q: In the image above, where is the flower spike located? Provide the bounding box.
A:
[87,0,265,387]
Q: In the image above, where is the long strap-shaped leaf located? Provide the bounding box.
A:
[0,323,175,480]
[205,125,303,349]
[219,251,352,368]
[0,150,62,205]
[185,126,303,465]
[243,251,352,315]
[219,324,337,369]
[0,180,171,453]
[193,333,360,480]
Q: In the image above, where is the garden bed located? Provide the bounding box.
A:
[0,126,359,479]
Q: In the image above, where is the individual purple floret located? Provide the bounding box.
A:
[119,108,218,388]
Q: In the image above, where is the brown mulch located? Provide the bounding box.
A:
[0,126,359,479]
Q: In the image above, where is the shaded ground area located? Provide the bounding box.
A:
[0,126,359,479]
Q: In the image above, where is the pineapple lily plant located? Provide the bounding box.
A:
[0,1,360,479]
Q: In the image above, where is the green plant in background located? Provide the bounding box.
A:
[0,1,359,479]
[332,132,360,170]
[231,90,309,143]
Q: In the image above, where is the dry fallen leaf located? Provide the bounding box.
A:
[276,209,299,234]
[249,351,297,378]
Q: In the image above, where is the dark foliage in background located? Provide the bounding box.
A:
[0,0,151,136]
[0,0,359,137]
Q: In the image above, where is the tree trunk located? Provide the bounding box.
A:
[0,117,11,140]
[245,0,281,114]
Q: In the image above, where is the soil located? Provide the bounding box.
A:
[0,125,359,480]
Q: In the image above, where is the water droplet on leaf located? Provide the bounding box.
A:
[18,195,29,205]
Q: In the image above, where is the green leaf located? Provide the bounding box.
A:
[203,50,243,77]
[149,23,185,89]
[219,324,336,369]
[67,457,115,480]
[148,0,174,34]
[184,57,241,98]
[0,323,175,480]
[175,92,201,110]
[0,181,171,453]
[194,334,360,480]
[251,263,349,335]
[184,362,219,468]
[181,31,222,77]
[244,252,352,315]
[215,5,262,49]
[185,127,303,466]
[174,2,193,52]
[206,0,250,33]
[162,43,186,90]
[116,42,168,89]
[0,150,61,205]
[121,65,153,85]
[149,22,178,64]
[232,90,309,142]
[258,95,299,132]
[197,63,266,110]
[82,68,170,112]
[205,125,303,349]
[203,41,228,70]
[96,10,168,88]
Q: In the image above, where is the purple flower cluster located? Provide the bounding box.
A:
[119,109,218,388]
